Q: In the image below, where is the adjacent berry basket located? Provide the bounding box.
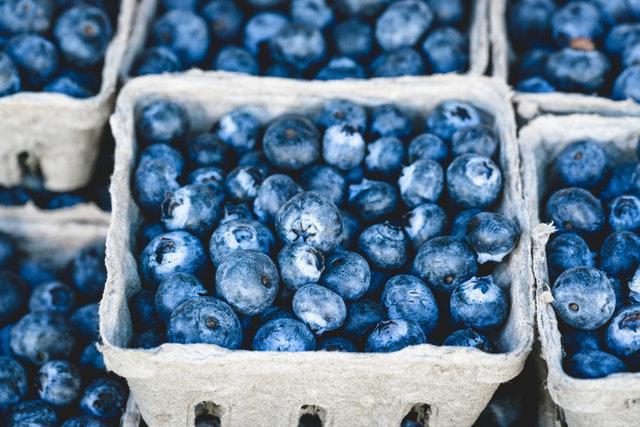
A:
[119,0,489,81]
[101,72,533,426]
[520,114,640,426]
[0,0,136,192]
[490,0,640,120]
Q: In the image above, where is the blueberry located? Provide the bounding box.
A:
[291,0,333,29]
[365,136,404,177]
[421,27,469,74]
[605,23,640,56]
[160,0,198,9]
[605,304,640,358]
[447,154,503,209]
[133,47,182,76]
[426,0,465,26]
[225,166,264,203]
[168,296,241,349]
[139,143,185,173]
[552,267,615,330]
[0,272,26,324]
[201,0,243,42]
[450,276,508,331]
[276,191,343,253]
[335,0,388,17]
[359,222,408,270]
[70,303,99,342]
[545,188,604,236]
[161,184,221,237]
[404,203,447,249]
[292,284,346,334]
[0,0,54,35]
[348,179,398,222]
[128,289,159,332]
[214,107,260,155]
[623,43,640,68]
[130,329,165,349]
[243,12,288,55]
[18,261,58,288]
[0,324,13,357]
[187,168,225,193]
[444,328,492,352]
[140,231,206,285]
[270,23,326,72]
[566,350,627,379]
[8,400,57,426]
[254,174,302,224]
[370,47,425,77]
[209,219,274,267]
[608,195,640,232]
[544,48,611,94]
[252,318,316,351]
[318,336,357,352]
[551,1,604,47]
[342,299,384,342]
[300,165,346,206]
[561,327,602,353]
[321,249,370,300]
[507,0,556,48]
[515,77,556,93]
[398,160,444,208]
[333,19,373,59]
[375,0,433,51]
[37,360,81,406]
[54,5,113,67]
[137,100,189,146]
[80,378,126,419]
[152,10,210,67]
[322,124,365,170]
[314,99,367,132]
[263,115,320,170]
[6,34,58,89]
[213,46,258,75]
[43,75,91,98]
[546,233,595,279]
[238,150,271,176]
[68,242,106,299]
[413,236,478,293]
[613,65,640,102]
[451,125,498,159]
[10,311,75,364]
[365,319,426,352]
[589,0,631,24]
[370,104,412,139]
[216,250,279,316]
[382,274,438,337]
[44,192,87,210]
[0,52,20,96]
[513,48,552,80]
[0,356,27,408]
[555,140,609,190]
[155,273,206,323]
[426,101,482,142]
[0,185,29,206]
[185,133,229,169]
[62,416,110,427]
[467,212,520,264]
[408,133,448,164]
[278,242,324,291]
[28,281,75,314]
[316,56,366,80]
[0,240,16,270]
[600,231,640,279]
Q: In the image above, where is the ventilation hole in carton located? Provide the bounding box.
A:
[17,150,42,184]
[401,404,431,427]
[298,405,327,427]
[194,401,222,427]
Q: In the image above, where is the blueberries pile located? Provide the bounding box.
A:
[0,0,120,99]
[544,139,640,378]
[132,0,471,80]
[508,0,640,102]
[129,97,521,354]
[0,233,127,424]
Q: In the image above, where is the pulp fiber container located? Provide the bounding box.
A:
[101,72,534,426]
[120,0,490,81]
[520,114,640,426]
[0,203,110,227]
[489,0,640,120]
[0,0,137,192]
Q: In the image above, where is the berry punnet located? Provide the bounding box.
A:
[544,138,640,378]
[0,232,127,422]
[129,98,520,354]
[132,0,473,79]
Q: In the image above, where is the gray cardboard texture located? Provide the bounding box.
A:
[489,0,640,120]
[0,202,110,227]
[101,72,534,426]
[120,0,490,81]
[0,0,137,192]
[520,115,640,427]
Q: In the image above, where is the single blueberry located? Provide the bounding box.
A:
[278,242,324,291]
[341,299,384,343]
[0,272,26,324]
[545,188,604,237]
[301,165,346,206]
[168,296,241,348]
[339,209,359,248]
[555,140,609,190]
[67,242,106,299]
[605,304,640,358]
[0,356,27,408]
[413,236,478,293]
[370,47,426,77]
[37,360,81,406]
[133,47,182,76]
[552,267,615,330]
[18,260,57,288]
[450,276,509,331]
[10,311,75,364]
[370,104,412,139]
[152,10,210,67]
[613,65,640,102]
[447,154,503,209]
[80,378,126,419]
[507,0,556,48]
[426,101,482,142]
[269,23,326,72]
[6,34,58,89]
[220,202,252,225]
[62,416,110,427]
[382,274,438,337]
[375,0,433,51]
[292,284,347,334]
[335,0,388,17]
[8,400,57,426]
[600,231,640,279]
[358,222,408,270]
[0,52,20,97]
[333,19,373,59]
[551,1,604,47]
[70,303,99,342]
[139,143,184,174]
[186,133,229,169]
[128,289,160,332]
[608,195,640,232]
[0,185,29,206]
[137,100,189,146]
[513,48,552,80]
[398,160,444,208]
[28,281,75,314]
[139,231,206,285]
[201,0,243,42]
[566,350,627,379]
[243,12,289,55]
[254,174,302,224]
[444,328,493,352]
[209,219,274,267]
[546,233,595,279]
[561,327,602,354]
[365,319,426,352]
[214,107,260,155]
[426,0,465,26]
[515,76,556,93]
[605,23,640,56]
[238,150,272,176]
[187,168,225,192]
[43,75,91,98]
[160,0,198,9]
[408,133,448,164]
[252,318,316,351]
[404,203,447,249]
[314,99,367,132]
[54,5,113,67]
[43,192,87,210]
[365,136,404,177]
[130,329,165,349]
[263,114,321,170]
[213,46,258,75]
[321,249,370,300]
[155,273,206,323]
[589,0,631,24]
[291,0,334,29]
[224,166,264,203]
[0,0,54,35]
[421,27,469,74]
[161,184,221,237]
[323,124,366,171]
[348,179,398,222]
[467,212,520,264]
[544,48,611,94]
[449,209,482,238]
[318,336,357,352]
[316,56,366,80]
[451,125,498,159]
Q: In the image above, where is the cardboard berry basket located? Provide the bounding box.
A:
[0,0,137,193]
[489,0,640,121]
[519,114,640,426]
[0,203,110,227]
[100,72,534,426]
[120,0,490,82]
